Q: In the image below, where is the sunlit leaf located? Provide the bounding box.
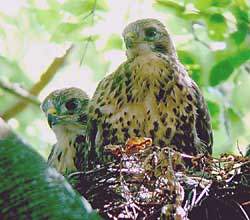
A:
[193,0,213,10]
[51,22,84,42]
[178,50,202,85]
[207,100,220,129]
[0,56,31,86]
[32,9,62,31]
[62,0,108,16]
[154,0,184,15]
[206,13,227,40]
[226,107,244,137]
[178,50,195,64]
[105,34,123,50]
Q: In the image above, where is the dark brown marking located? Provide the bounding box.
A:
[75,135,86,144]
[165,127,171,138]
[176,83,183,90]
[185,104,193,113]
[133,129,140,136]
[156,88,165,102]
[159,140,165,147]
[149,129,155,139]
[187,94,193,101]
[153,121,159,132]
[78,113,87,124]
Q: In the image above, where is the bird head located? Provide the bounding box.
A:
[122,18,177,59]
[41,87,89,134]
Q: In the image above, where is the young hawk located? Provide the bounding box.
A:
[87,19,213,166]
[41,87,89,173]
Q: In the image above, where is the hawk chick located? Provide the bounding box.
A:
[88,19,213,166]
[42,87,89,173]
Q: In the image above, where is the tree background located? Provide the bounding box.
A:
[0,0,249,158]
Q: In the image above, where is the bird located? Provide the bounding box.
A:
[87,18,213,166]
[41,87,89,174]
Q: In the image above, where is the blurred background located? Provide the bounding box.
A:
[0,0,249,158]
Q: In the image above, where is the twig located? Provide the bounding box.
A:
[233,201,250,220]
[2,46,73,120]
[194,183,211,206]
[0,79,40,106]
[237,140,244,157]
[191,22,211,49]
[80,0,97,66]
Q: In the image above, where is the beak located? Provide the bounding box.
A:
[125,32,137,49]
[47,107,56,115]
[47,114,60,128]
[47,107,58,128]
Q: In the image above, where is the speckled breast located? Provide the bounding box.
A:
[94,53,198,155]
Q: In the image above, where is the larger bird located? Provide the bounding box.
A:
[88,19,213,166]
[41,87,89,173]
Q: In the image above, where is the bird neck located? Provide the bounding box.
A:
[53,125,78,146]
[52,125,85,173]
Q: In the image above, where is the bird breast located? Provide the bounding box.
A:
[95,53,195,147]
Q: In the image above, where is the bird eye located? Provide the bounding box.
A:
[65,98,79,111]
[144,27,157,41]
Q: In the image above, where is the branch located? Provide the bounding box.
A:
[2,46,73,120]
[0,79,40,106]
[80,0,97,65]
[191,22,211,49]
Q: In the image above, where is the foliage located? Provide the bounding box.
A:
[0,123,100,220]
[0,0,249,156]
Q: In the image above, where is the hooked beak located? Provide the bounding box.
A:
[47,107,58,128]
[47,114,60,128]
[124,32,137,49]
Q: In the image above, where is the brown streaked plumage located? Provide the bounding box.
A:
[87,19,213,166]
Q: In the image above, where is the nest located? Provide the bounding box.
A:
[68,138,250,220]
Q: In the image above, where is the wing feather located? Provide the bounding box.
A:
[192,83,213,154]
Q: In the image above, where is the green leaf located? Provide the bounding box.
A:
[178,50,195,64]
[0,126,101,220]
[51,22,84,42]
[0,25,6,37]
[207,100,220,129]
[211,0,231,7]
[193,0,213,10]
[232,6,249,24]
[0,56,31,86]
[154,0,184,15]
[230,6,249,44]
[105,34,123,50]
[230,22,248,44]
[226,107,244,136]
[62,0,108,16]
[231,49,250,66]
[209,49,250,86]
[32,9,62,32]
[209,59,234,86]
[178,50,202,85]
[206,13,227,40]
[207,100,220,116]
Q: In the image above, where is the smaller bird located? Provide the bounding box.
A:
[41,87,89,174]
